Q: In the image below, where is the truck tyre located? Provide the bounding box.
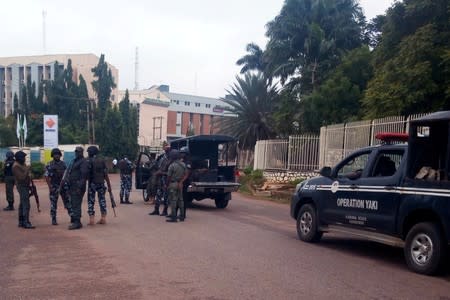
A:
[297,204,322,243]
[143,189,149,202]
[215,194,229,209]
[404,222,447,275]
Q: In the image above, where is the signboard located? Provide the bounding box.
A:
[44,115,58,149]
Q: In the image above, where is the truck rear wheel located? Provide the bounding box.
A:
[404,222,447,275]
[215,194,229,209]
[297,204,322,243]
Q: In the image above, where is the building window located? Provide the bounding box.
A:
[185,101,190,106]
[205,104,211,108]
[153,116,163,140]
[195,102,200,107]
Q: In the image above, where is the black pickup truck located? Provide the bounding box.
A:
[135,135,240,209]
[290,111,450,275]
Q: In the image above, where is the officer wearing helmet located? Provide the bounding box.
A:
[12,150,35,229]
[66,146,89,230]
[3,151,15,211]
[86,145,112,225]
[44,148,71,225]
[165,149,187,222]
[149,141,171,216]
[117,154,134,204]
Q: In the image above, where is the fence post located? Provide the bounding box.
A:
[287,136,292,171]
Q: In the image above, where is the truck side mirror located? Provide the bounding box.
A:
[320,167,332,177]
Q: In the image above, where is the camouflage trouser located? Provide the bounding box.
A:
[168,182,183,217]
[145,173,158,197]
[88,183,107,216]
[155,176,168,207]
[5,176,15,206]
[17,184,30,223]
[120,174,132,201]
[49,184,72,218]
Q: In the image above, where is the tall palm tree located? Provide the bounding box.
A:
[219,73,278,150]
[236,43,266,74]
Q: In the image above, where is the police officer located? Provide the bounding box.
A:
[45,148,71,225]
[3,151,15,211]
[149,142,171,216]
[87,146,112,225]
[67,146,89,230]
[179,146,192,221]
[118,155,134,204]
[166,149,186,222]
[12,151,35,229]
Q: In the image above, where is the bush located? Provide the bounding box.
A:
[243,166,253,176]
[30,162,45,179]
[289,177,306,186]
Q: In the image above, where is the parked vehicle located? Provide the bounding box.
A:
[135,135,240,208]
[290,111,450,275]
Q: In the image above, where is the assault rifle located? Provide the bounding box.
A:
[105,175,117,217]
[29,178,41,212]
[58,160,73,194]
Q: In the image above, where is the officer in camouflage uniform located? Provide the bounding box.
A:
[149,143,171,216]
[67,146,89,230]
[44,148,72,225]
[12,151,35,229]
[3,151,15,211]
[179,146,192,221]
[166,149,186,222]
[87,146,112,225]
[118,155,134,204]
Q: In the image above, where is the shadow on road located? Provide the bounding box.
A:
[319,237,450,278]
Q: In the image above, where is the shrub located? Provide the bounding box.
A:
[30,162,45,179]
[243,166,253,176]
[289,177,306,186]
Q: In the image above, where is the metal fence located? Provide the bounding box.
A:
[254,134,320,171]
[251,113,430,172]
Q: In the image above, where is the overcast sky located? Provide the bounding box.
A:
[0,0,394,98]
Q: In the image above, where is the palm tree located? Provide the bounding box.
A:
[219,73,278,150]
[236,43,266,74]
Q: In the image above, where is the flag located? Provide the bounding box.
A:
[16,114,21,139]
[23,115,27,141]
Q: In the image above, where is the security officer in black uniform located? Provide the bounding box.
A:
[3,151,15,211]
[67,146,89,230]
[44,148,71,225]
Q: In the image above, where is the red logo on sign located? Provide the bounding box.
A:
[46,118,55,128]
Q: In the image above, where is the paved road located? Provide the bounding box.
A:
[1,174,449,299]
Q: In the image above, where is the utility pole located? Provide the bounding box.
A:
[42,10,47,54]
[134,47,139,91]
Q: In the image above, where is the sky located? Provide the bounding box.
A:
[0,0,394,99]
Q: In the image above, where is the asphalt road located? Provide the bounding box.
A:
[1,174,449,300]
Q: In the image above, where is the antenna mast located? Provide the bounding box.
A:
[42,10,47,54]
[134,47,139,90]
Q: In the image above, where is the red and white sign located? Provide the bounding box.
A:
[44,115,58,149]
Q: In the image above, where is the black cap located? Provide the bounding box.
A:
[51,148,62,157]
[75,146,84,153]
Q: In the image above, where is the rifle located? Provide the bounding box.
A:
[108,190,117,217]
[58,160,73,194]
[29,178,41,212]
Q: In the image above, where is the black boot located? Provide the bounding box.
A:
[4,203,14,211]
[18,215,24,227]
[23,216,35,229]
[124,197,133,204]
[23,222,36,229]
[160,206,168,216]
[120,197,125,204]
[52,216,58,225]
[178,208,185,222]
[68,221,83,230]
[149,206,160,215]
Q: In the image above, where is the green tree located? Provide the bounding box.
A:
[363,0,450,117]
[100,105,123,157]
[236,43,267,74]
[219,73,278,150]
[301,46,373,131]
[91,54,116,117]
[118,90,139,159]
[264,0,366,94]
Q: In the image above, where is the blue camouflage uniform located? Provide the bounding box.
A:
[45,159,72,221]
